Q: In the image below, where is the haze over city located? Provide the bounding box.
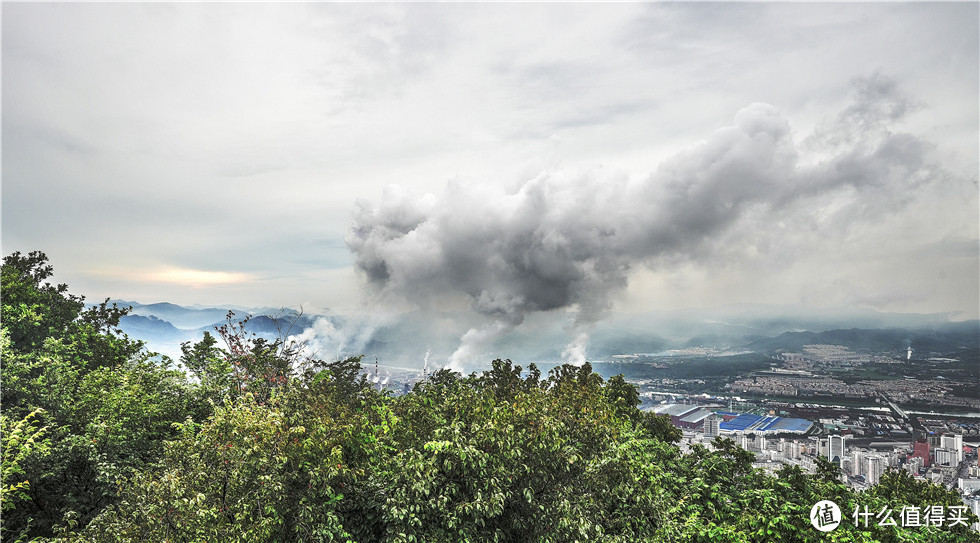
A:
[3,3,978,366]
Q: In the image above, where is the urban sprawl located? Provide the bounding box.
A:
[631,343,980,523]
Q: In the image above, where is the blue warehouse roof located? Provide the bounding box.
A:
[719,414,812,434]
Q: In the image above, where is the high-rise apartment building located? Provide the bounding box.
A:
[940,434,963,463]
[828,435,847,463]
[866,455,886,485]
[852,450,866,477]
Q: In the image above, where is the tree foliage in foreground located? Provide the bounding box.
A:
[2,251,978,542]
[1,251,200,541]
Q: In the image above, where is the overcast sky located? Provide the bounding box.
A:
[3,2,978,323]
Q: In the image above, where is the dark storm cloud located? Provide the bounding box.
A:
[346,76,962,365]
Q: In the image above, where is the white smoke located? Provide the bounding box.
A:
[288,312,395,362]
[560,331,590,366]
[447,321,511,371]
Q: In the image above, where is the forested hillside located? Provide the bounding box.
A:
[2,252,977,542]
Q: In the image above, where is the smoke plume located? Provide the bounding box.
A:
[346,75,950,369]
[288,313,395,362]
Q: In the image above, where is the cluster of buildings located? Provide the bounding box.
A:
[648,399,980,526]
[676,422,980,524]
[776,344,872,370]
[630,341,979,528]
[753,344,980,410]
[726,373,979,409]
[829,433,979,521]
[728,374,876,399]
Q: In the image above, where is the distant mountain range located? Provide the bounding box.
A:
[745,322,980,354]
[98,300,978,369]
[120,301,231,329]
[99,300,315,359]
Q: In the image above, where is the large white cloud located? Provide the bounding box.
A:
[348,76,977,366]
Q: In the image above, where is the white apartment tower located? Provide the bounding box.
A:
[866,455,886,485]
[852,450,866,477]
[940,434,964,463]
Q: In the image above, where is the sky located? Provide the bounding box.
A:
[3,2,979,344]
